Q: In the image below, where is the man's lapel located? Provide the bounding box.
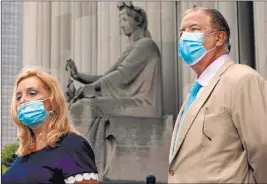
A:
[169,60,235,165]
[169,96,188,163]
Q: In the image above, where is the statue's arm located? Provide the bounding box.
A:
[91,39,157,88]
[76,73,102,84]
[103,59,122,75]
[76,58,122,84]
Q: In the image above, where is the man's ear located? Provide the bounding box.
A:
[215,31,227,47]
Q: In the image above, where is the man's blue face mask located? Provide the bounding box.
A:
[178,31,216,66]
[17,98,51,129]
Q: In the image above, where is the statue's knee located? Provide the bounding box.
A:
[70,98,95,119]
[70,100,81,111]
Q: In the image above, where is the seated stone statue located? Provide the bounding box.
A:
[65,1,163,125]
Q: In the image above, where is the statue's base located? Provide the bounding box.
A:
[79,115,173,183]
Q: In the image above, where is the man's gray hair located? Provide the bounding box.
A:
[185,6,231,54]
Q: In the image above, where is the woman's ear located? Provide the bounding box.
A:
[44,97,54,112]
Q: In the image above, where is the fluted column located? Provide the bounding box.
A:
[108,2,121,67]
[23,2,38,67]
[24,2,73,89]
[50,2,72,89]
[71,2,82,73]
[50,2,61,84]
[147,2,162,51]
[70,2,98,75]
[24,2,52,69]
[97,2,110,74]
[160,2,177,116]
[42,2,51,69]
[36,2,43,66]
[90,2,98,74]
[96,2,103,74]
[253,2,267,80]
[58,2,70,88]
[81,2,90,73]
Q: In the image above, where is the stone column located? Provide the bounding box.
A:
[97,2,110,74]
[71,2,82,73]
[58,2,70,87]
[160,2,177,117]
[237,2,255,67]
[23,2,71,88]
[42,2,51,69]
[90,2,98,74]
[23,2,38,67]
[147,2,162,51]
[253,2,267,80]
[81,2,91,73]
[108,2,121,68]
[50,2,60,77]
[50,2,71,88]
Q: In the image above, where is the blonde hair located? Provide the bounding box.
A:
[11,67,79,156]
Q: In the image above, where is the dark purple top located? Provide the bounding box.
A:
[2,133,98,184]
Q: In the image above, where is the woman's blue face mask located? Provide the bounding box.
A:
[17,98,51,129]
[178,31,216,66]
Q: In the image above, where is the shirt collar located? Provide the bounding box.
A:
[197,54,230,87]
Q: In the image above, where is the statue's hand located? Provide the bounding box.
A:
[65,78,76,103]
[66,59,78,79]
[68,87,84,108]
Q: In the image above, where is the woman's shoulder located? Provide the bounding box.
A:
[59,132,91,151]
[61,132,87,142]
[55,133,98,181]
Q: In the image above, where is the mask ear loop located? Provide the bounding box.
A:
[49,110,56,116]
[207,45,216,52]
[203,31,217,53]
[204,32,216,36]
[17,97,52,109]
[39,97,51,102]
[42,97,56,116]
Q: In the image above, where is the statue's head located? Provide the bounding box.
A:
[117,1,149,37]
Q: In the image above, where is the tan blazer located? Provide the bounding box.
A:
[169,60,267,183]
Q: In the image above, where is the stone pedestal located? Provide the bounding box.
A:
[82,115,173,183]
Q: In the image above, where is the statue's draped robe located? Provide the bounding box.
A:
[68,38,163,180]
[70,37,163,120]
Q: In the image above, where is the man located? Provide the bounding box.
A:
[169,6,267,183]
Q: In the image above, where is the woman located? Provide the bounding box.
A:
[2,68,99,184]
